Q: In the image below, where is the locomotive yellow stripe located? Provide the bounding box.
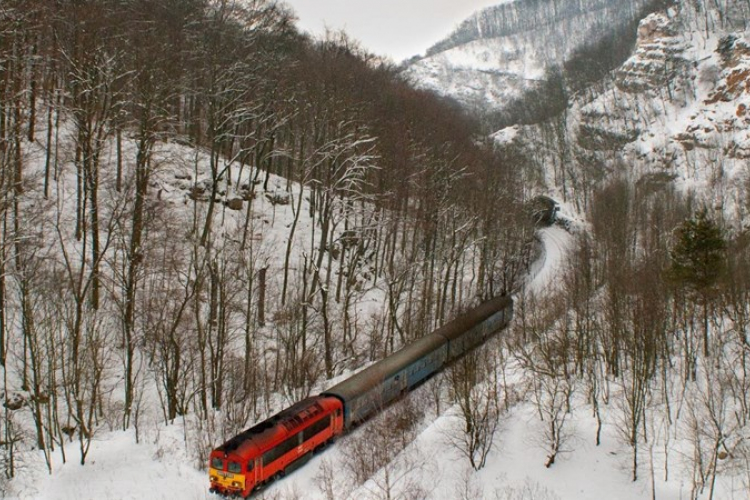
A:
[209,468,245,491]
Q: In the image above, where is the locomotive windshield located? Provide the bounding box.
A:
[228,461,242,474]
[211,457,224,470]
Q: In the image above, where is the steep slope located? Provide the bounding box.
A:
[1,1,534,497]
[540,3,750,224]
[403,0,670,126]
[402,3,750,499]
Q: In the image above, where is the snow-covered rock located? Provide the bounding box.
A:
[403,0,665,118]
[471,0,750,219]
[615,12,688,93]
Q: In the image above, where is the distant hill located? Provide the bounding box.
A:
[404,0,672,127]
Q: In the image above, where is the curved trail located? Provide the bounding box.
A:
[525,225,574,296]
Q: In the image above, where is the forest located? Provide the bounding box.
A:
[0,0,532,486]
[426,0,670,58]
[3,0,750,498]
[493,1,750,497]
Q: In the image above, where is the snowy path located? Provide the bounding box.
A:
[525,225,574,295]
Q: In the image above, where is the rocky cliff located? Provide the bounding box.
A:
[511,2,750,225]
[403,0,669,125]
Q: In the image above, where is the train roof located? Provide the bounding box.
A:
[213,396,340,459]
[322,331,446,402]
[435,295,512,342]
[322,295,512,403]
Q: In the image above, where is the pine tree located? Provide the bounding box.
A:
[669,208,727,357]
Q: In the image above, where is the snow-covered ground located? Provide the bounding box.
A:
[12,225,581,500]
[14,220,748,500]
[10,3,750,499]
[1,223,659,500]
[525,226,573,296]
[23,424,207,500]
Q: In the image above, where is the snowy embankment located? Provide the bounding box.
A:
[24,424,207,500]
[17,224,613,500]
[22,221,737,500]
[524,225,572,296]
[19,225,575,500]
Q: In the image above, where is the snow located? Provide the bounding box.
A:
[3,132,383,499]
[7,221,663,500]
[12,216,745,500]
[404,0,658,113]
[561,14,750,226]
[524,226,573,296]
[21,423,208,500]
[9,219,580,500]
[9,4,750,500]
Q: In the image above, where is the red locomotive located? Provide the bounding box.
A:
[208,396,343,497]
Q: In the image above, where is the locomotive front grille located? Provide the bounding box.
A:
[209,468,245,493]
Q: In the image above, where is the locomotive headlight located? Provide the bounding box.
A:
[210,476,217,482]
[232,481,240,487]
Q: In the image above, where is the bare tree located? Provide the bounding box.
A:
[684,339,745,500]
[446,345,504,470]
[512,289,576,468]
[141,225,201,422]
[341,398,427,500]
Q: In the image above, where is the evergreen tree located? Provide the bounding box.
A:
[669,208,727,357]
[670,208,726,292]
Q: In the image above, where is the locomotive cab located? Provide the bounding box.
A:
[209,396,344,497]
[208,452,257,497]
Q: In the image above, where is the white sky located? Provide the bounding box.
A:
[281,0,507,63]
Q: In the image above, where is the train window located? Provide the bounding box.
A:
[228,461,242,474]
[211,457,224,470]
[262,447,279,465]
[247,461,254,472]
[302,416,330,442]
[263,433,300,466]
[281,435,297,455]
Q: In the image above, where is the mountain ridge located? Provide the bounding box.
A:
[404,0,673,126]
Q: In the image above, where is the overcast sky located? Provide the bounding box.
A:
[281,0,506,63]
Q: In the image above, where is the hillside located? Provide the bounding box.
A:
[483,1,750,499]
[0,1,534,498]
[403,0,671,126]
[4,0,750,499]
[401,0,750,499]
[507,1,750,225]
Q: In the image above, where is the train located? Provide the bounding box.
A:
[208,294,513,497]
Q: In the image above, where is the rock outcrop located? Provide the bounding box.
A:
[615,13,688,93]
